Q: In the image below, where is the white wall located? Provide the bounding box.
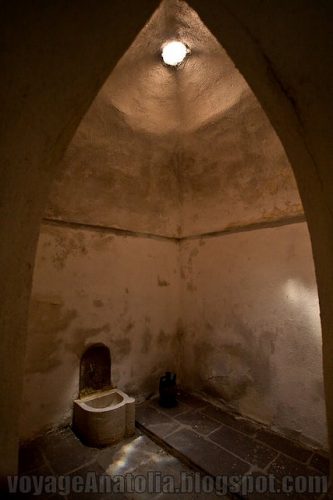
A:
[180,221,327,448]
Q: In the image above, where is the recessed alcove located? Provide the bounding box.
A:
[79,344,111,397]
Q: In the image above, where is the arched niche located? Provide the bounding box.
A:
[79,344,111,397]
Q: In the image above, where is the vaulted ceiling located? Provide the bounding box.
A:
[46,0,303,238]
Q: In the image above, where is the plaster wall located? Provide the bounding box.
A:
[180,222,327,449]
[21,223,180,440]
[179,90,303,236]
[46,97,181,238]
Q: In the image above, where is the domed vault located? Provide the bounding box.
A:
[46,0,302,238]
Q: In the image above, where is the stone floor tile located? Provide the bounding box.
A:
[268,454,328,486]
[175,391,209,410]
[237,470,314,500]
[18,440,46,473]
[116,458,194,499]
[148,398,191,418]
[66,461,127,499]
[136,405,180,438]
[310,453,330,475]
[175,409,221,435]
[209,425,278,469]
[39,426,98,474]
[248,471,326,500]
[163,428,250,477]
[201,404,258,436]
[255,429,313,463]
[8,465,55,498]
[97,433,205,500]
[154,491,223,499]
[244,489,312,499]
[97,433,169,476]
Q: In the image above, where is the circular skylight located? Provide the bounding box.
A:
[161,41,189,66]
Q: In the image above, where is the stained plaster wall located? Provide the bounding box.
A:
[21,32,183,438]
[179,89,303,236]
[180,223,327,449]
[21,223,180,440]
[46,91,181,238]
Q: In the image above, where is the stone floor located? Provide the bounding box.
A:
[14,391,329,499]
[136,391,329,499]
[17,425,221,499]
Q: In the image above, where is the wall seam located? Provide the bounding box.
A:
[42,213,306,243]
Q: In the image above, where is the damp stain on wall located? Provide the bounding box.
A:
[157,276,170,287]
[111,337,132,360]
[123,321,135,333]
[46,228,88,270]
[188,324,278,423]
[157,329,172,347]
[26,299,78,374]
[93,299,104,308]
[141,328,153,354]
[65,323,111,357]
